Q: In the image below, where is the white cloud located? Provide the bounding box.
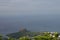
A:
[32,0,60,10]
[0,0,32,11]
[0,0,60,16]
[0,0,32,16]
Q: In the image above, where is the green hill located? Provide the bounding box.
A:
[6,29,38,39]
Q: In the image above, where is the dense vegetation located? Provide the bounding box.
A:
[0,29,60,40]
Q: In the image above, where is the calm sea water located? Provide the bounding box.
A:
[0,15,60,34]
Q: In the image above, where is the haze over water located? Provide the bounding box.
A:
[0,0,60,34]
[0,14,60,34]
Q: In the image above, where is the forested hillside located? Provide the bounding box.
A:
[0,29,60,40]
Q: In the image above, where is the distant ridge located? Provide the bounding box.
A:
[6,28,30,39]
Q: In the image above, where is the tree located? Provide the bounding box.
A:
[8,37,16,40]
[0,34,3,40]
[19,36,30,40]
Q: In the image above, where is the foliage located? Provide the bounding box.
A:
[0,31,60,40]
[8,37,16,40]
[19,36,30,40]
[0,34,3,40]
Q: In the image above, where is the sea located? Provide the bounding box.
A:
[0,14,60,35]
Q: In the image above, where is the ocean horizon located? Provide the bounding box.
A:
[0,15,60,35]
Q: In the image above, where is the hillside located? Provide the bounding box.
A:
[6,28,39,39]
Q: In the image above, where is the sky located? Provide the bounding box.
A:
[0,0,60,17]
[0,0,60,33]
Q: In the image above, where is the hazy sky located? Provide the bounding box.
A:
[0,0,60,33]
[0,0,60,16]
